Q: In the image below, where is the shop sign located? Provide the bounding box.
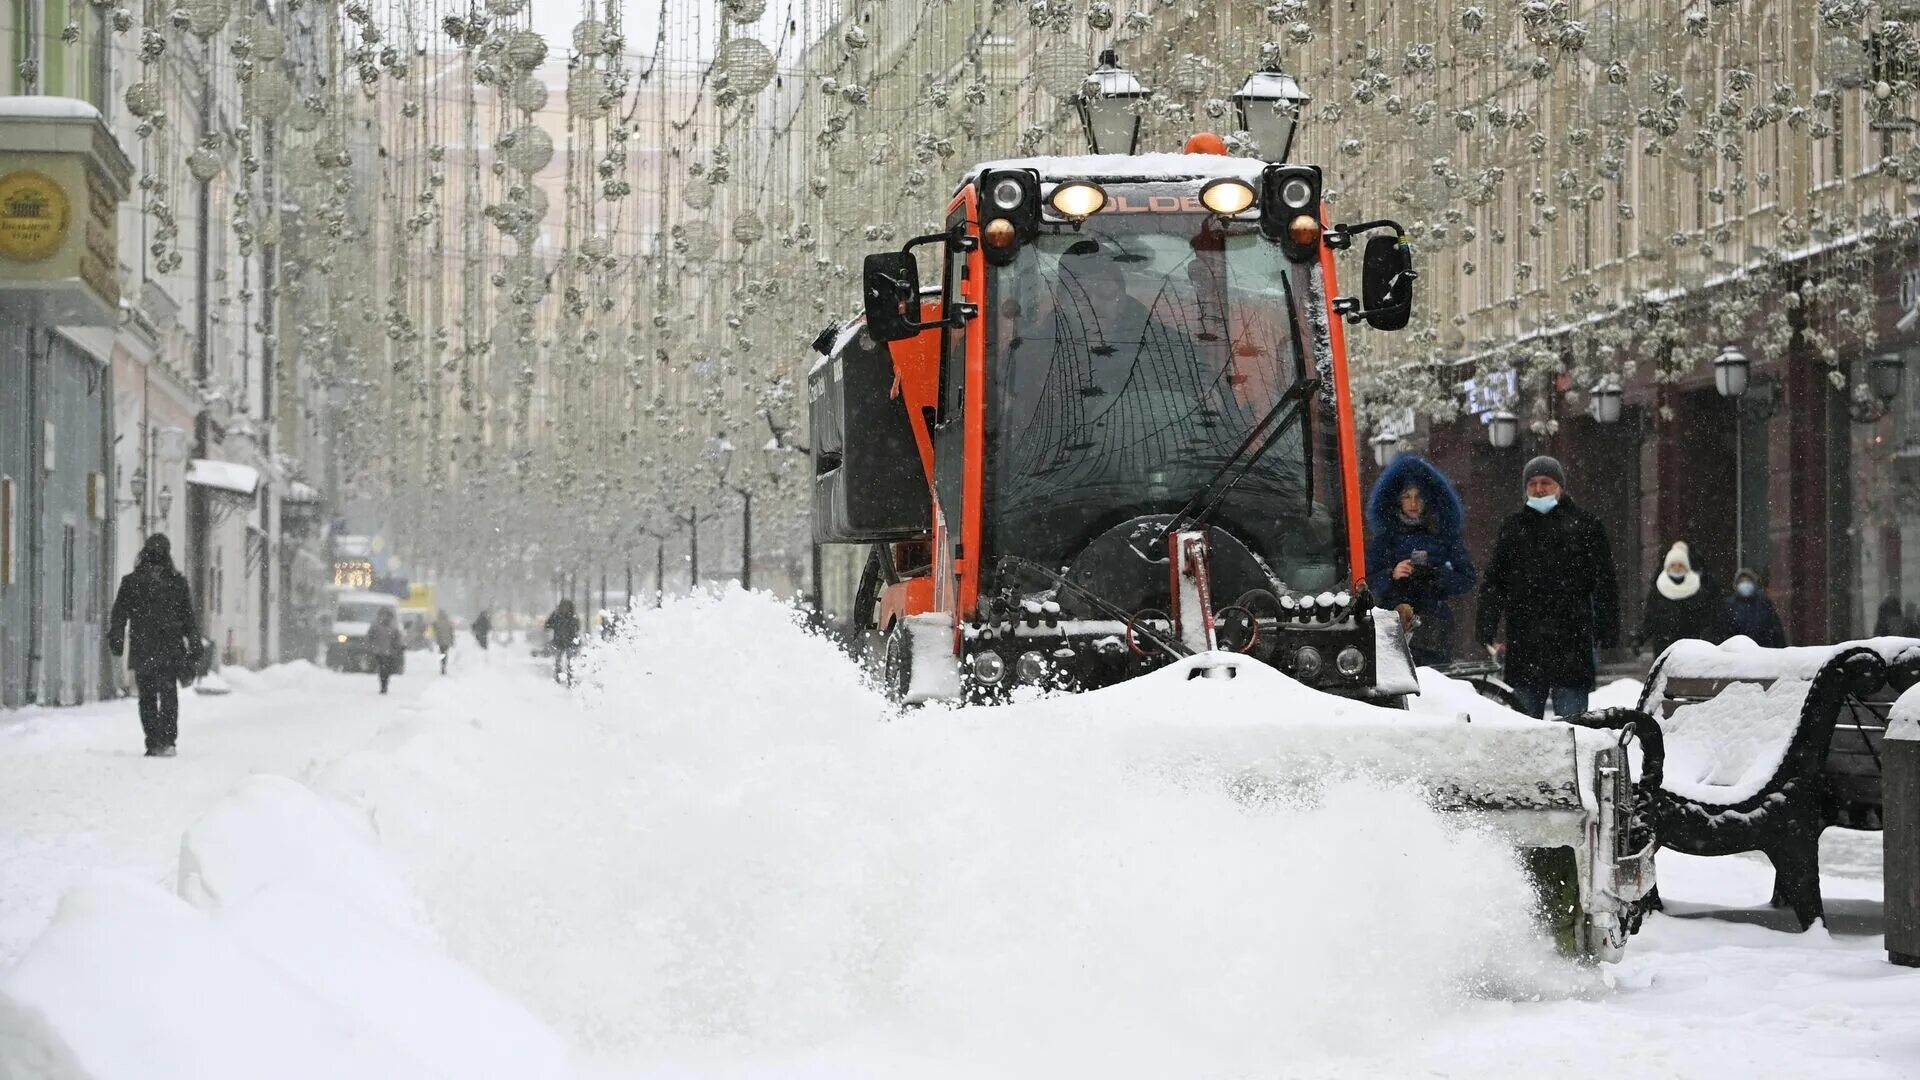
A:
[1462,368,1518,420]
[0,170,71,262]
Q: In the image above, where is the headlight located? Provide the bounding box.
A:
[337,634,349,643]
[1294,646,1323,679]
[991,177,1026,210]
[1015,650,1048,684]
[1336,646,1366,677]
[972,651,1007,684]
[1280,176,1314,208]
[1199,177,1257,216]
[1048,180,1107,219]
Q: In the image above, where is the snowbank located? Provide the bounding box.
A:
[177,774,432,942]
[0,776,576,1080]
[1890,682,1920,741]
[315,588,1586,1076]
[0,874,430,1080]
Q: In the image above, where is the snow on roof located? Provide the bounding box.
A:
[966,153,1268,187]
[185,458,261,497]
[0,95,104,121]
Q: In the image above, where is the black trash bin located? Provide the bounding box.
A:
[1888,712,1920,967]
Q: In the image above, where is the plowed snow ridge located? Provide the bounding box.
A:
[316,589,1579,1076]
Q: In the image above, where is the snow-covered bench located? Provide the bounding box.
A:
[1637,637,1920,929]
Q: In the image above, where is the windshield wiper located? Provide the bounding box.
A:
[1162,375,1319,540]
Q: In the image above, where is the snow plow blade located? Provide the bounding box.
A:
[1019,654,1657,962]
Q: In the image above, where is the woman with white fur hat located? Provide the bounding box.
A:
[1630,540,1726,657]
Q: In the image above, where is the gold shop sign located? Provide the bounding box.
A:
[0,170,72,263]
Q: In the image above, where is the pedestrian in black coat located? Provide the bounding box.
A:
[472,609,492,649]
[1725,568,1788,648]
[108,534,202,757]
[1475,456,1621,719]
[1631,540,1726,656]
[545,599,581,685]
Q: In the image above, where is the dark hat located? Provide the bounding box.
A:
[1522,455,1566,488]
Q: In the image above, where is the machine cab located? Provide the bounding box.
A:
[845,151,1416,702]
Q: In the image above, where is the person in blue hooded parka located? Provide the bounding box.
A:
[1366,453,1478,667]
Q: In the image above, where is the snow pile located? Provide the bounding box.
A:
[1890,683,1920,742]
[1590,678,1644,710]
[314,588,1588,1077]
[0,874,429,1080]
[0,776,575,1080]
[176,774,432,940]
[1659,679,1812,804]
[217,660,331,696]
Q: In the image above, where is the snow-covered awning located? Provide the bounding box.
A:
[185,458,260,497]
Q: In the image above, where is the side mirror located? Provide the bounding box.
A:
[862,251,922,343]
[1360,234,1414,332]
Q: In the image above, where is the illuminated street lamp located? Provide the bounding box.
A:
[1487,410,1519,449]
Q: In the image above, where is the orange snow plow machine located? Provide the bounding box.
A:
[810,151,1419,706]
[807,144,1661,962]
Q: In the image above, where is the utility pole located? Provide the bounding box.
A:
[734,486,753,591]
[688,505,700,586]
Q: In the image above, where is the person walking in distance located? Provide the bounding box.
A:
[107,534,202,757]
[366,608,405,694]
[1476,456,1621,719]
[472,609,492,650]
[545,598,581,686]
[1725,568,1788,648]
[432,609,455,674]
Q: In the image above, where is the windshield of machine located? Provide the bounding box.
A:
[336,603,391,625]
[986,210,1345,591]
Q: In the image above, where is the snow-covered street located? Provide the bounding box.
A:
[3,591,1918,1080]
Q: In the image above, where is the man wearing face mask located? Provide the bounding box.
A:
[1475,455,1620,719]
[1724,568,1787,648]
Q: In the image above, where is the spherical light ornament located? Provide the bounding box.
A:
[250,22,284,61]
[313,131,349,170]
[243,67,291,118]
[682,219,718,252]
[125,81,161,117]
[502,124,554,173]
[732,211,765,245]
[1173,53,1216,95]
[513,77,547,112]
[1087,1,1114,30]
[580,235,613,259]
[566,67,612,118]
[1823,33,1872,89]
[714,36,776,95]
[288,101,325,132]
[1036,42,1087,99]
[183,0,231,39]
[505,30,547,70]
[571,19,606,54]
[843,25,868,50]
[186,147,222,183]
[723,0,766,21]
[683,179,713,209]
